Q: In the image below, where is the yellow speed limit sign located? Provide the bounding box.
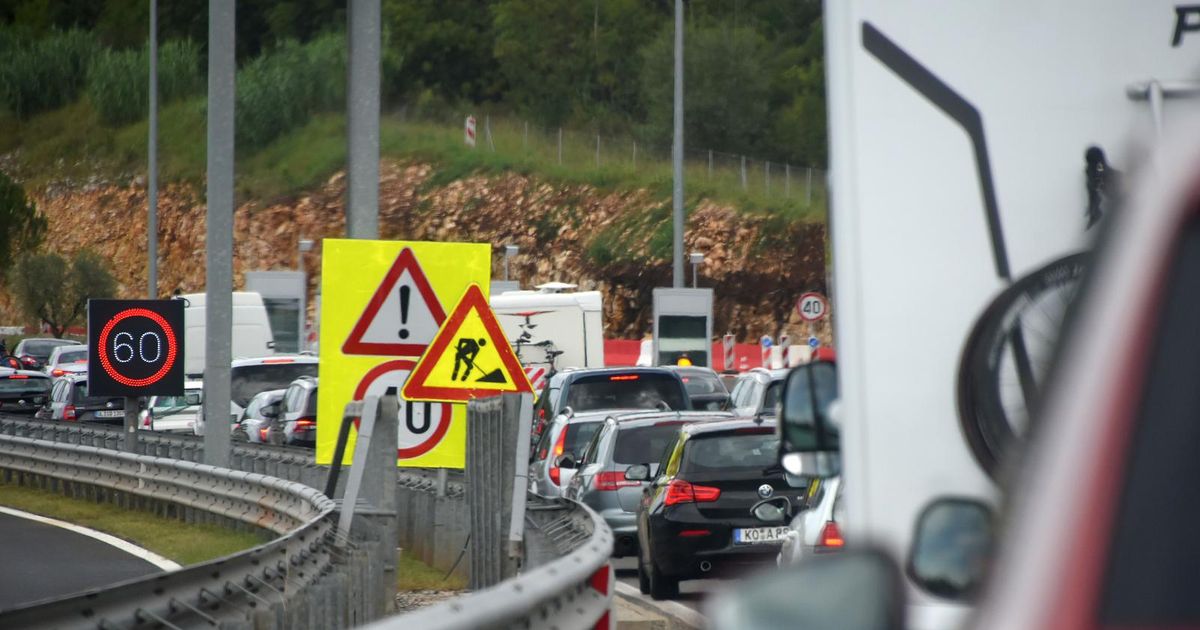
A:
[316,239,490,468]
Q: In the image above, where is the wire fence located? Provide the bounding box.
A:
[396,106,828,208]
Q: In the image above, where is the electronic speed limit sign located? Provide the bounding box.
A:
[796,292,829,322]
[87,299,185,397]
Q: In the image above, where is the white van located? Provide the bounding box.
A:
[490,287,604,375]
[181,292,275,377]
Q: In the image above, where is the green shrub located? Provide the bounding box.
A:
[0,29,99,119]
[88,40,203,127]
[236,34,346,149]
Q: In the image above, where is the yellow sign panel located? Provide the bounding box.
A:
[403,284,534,403]
[317,240,490,468]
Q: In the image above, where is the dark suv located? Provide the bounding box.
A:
[531,367,692,442]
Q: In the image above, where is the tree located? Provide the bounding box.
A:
[8,250,117,337]
[0,171,46,278]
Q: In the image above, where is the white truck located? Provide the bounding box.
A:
[490,284,605,387]
[817,1,1190,628]
[181,292,276,377]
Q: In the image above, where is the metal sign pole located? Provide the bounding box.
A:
[346,0,381,239]
[123,396,138,452]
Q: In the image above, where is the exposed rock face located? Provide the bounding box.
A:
[32,160,831,343]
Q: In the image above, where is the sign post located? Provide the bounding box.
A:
[87,299,186,451]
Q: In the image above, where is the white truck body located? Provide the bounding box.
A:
[182,292,275,377]
[490,291,605,372]
[824,1,1191,627]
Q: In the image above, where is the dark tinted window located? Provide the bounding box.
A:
[679,370,725,396]
[762,380,783,411]
[56,350,87,364]
[303,389,319,416]
[0,377,50,396]
[73,381,122,406]
[563,421,601,457]
[613,423,685,465]
[230,363,318,407]
[1100,220,1200,624]
[565,373,686,411]
[681,430,779,473]
[23,340,71,360]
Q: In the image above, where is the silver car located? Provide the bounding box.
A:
[564,410,732,557]
[529,409,611,497]
[777,475,844,566]
[237,388,287,444]
[139,380,204,433]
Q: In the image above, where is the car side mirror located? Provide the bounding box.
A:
[555,453,577,469]
[778,361,840,477]
[710,547,906,630]
[750,497,792,524]
[907,498,994,601]
[624,464,650,481]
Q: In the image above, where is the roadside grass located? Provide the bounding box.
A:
[0,480,266,565]
[397,551,467,591]
[3,99,826,221]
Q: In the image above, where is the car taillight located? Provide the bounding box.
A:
[678,529,711,537]
[664,480,721,506]
[594,471,639,491]
[64,405,76,421]
[143,411,151,428]
[818,521,844,551]
[548,426,569,485]
[51,369,65,377]
[295,418,315,428]
[260,428,270,441]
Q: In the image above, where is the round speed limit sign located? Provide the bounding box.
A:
[796,292,829,322]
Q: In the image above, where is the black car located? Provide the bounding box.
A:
[668,366,730,411]
[0,368,52,415]
[632,417,808,599]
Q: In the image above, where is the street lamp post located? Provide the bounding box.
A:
[504,244,519,282]
[689,252,705,288]
[298,238,315,270]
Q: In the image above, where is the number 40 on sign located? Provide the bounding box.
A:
[796,292,829,322]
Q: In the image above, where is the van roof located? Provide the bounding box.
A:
[180,292,265,307]
[490,290,603,311]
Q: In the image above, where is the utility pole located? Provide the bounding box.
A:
[147,0,158,298]
[672,0,685,288]
[346,0,381,239]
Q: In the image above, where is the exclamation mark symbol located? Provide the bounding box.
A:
[398,285,411,339]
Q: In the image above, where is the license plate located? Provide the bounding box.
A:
[93,410,123,418]
[733,526,791,545]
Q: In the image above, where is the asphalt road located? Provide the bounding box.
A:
[611,556,725,614]
[0,512,164,610]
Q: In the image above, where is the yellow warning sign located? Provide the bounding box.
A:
[403,284,534,403]
[316,240,490,468]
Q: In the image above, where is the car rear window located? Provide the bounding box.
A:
[231,363,318,407]
[304,389,319,416]
[565,373,687,411]
[56,350,87,364]
[613,423,685,465]
[73,382,122,406]
[680,371,725,396]
[0,376,50,396]
[681,430,779,473]
[564,421,601,457]
[24,340,71,360]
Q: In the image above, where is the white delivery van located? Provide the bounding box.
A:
[490,285,604,375]
[181,292,275,377]
[820,2,1188,628]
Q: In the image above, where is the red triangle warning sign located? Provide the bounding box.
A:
[342,247,447,357]
[402,284,534,403]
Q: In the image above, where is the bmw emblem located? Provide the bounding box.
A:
[757,484,774,499]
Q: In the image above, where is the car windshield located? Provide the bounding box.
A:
[679,370,725,396]
[681,430,779,474]
[24,340,72,361]
[564,373,686,411]
[155,392,201,409]
[0,377,50,397]
[72,382,122,407]
[613,422,685,465]
[230,363,318,407]
[56,350,87,364]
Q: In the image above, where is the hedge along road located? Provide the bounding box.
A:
[0,507,172,610]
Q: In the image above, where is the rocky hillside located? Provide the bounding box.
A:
[31,160,830,342]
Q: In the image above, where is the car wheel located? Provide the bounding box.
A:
[636,553,650,595]
[648,559,679,600]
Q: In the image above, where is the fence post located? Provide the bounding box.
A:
[740,156,748,190]
[765,161,771,196]
[595,134,600,168]
[708,150,713,179]
[806,167,814,205]
[485,114,495,152]
[557,128,563,165]
[786,163,791,197]
[632,141,637,168]
[523,121,528,151]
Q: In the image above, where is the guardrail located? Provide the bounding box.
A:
[0,428,388,628]
[365,494,614,630]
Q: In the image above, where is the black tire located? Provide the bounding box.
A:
[957,252,1088,478]
[636,554,650,595]
[648,559,679,600]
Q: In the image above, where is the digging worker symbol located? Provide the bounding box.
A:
[452,337,487,381]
